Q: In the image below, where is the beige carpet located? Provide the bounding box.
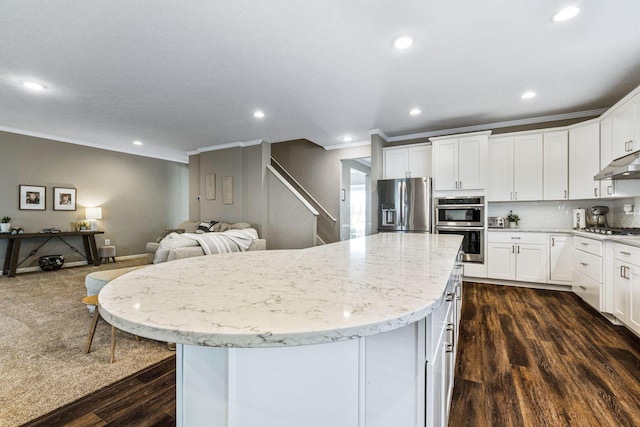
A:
[0,258,173,427]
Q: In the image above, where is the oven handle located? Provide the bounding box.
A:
[435,204,484,209]
[435,226,484,231]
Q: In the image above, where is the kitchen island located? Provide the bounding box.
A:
[99,232,463,427]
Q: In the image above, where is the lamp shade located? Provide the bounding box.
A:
[85,207,102,220]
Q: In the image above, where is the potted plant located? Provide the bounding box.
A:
[78,221,89,231]
[506,210,520,228]
[1,216,11,233]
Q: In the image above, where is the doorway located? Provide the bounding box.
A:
[340,158,371,241]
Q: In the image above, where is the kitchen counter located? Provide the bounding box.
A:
[488,228,640,248]
[99,232,463,347]
[99,233,464,427]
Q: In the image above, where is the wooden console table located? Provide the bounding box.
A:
[0,231,104,277]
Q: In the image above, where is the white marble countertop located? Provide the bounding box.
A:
[99,233,463,348]
[487,228,640,248]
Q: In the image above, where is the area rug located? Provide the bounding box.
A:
[0,259,173,427]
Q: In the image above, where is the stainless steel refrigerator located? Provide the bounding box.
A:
[377,177,432,232]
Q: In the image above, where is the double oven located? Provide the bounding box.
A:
[435,196,484,263]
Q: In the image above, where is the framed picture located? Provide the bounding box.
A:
[19,185,46,210]
[223,176,233,204]
[53,187,77,211]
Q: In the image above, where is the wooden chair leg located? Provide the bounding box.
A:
[110,326,117,363]
[84,306,100,354]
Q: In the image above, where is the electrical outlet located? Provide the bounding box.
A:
[105,239,111,245]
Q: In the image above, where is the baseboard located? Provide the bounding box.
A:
[1,254,148,276]
[464,276,573,292]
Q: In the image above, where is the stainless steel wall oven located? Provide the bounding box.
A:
[435,196,484,263]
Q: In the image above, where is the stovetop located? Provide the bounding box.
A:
[583,226,640,236]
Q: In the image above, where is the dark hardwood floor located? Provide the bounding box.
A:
[449,282,640,427]
[22,356,176,427]
[21,282,640,426]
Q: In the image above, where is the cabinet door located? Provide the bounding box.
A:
[383,148,409,179]
[543,131,569,200]
[516,244,548,283]
[408,145,432,178]
[599,118,615,197]
[487,136,513,201]
[457,135,486,190]
[613,260,629,322]
[611,101,635,160]
[433,139,458,191]
[549,235,572,283]
[629,264,640,335]
[487,243,516,280]
[569,123,600,200]
[513,134,543,201]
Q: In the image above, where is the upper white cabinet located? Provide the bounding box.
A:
[487,133,543,201]
[383,143,432,179]
[543,130,569,200]
[431,132,489,192]
[611,94,639,159]
[569,122,601,200]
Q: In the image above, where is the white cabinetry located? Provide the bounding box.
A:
[549,234,573,284]
[487,133,543,201]
[487,232,548,283]
[611,94,639,160]
[383,143,432,179]
[569,122,601,200]
[572,235,604,311]
[612,243,640,335]
[431,132,489,192]
[543,130,569,200]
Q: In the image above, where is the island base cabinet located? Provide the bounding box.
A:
[177,315,457,427]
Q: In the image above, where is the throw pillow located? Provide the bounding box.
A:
[195,220,219,233]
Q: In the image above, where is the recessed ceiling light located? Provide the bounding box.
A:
[22,80,45,90]
[521,91,536,99]
[409,108,421,116]
[342,135,354,142]
[253,110,265,118]
[393,35,414,50]
[133,140,143,146]
[553,6,580,22]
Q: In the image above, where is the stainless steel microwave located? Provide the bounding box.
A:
[435,196,485,227]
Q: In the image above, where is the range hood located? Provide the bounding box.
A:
[594,150,640,180]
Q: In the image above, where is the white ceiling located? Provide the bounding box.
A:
[1,1,640,163]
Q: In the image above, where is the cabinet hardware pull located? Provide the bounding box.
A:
[446,344,454,353]
[517,245,520,254]
[564,190,567,199]
[580,242,589,246]
[552,237,555,246]
[579,285,587,291]
[580,262,588,266]
[512,245,515,253]
[514,192,518,200]
[445,292,455,301]
[459,181,462,189]
[620,251,631,256]
[511,237,521,239]
[510,192,513,200]
[607,185,613,195]
[594,187,598,197]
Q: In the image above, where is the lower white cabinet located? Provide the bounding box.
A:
[572,236,604,311]
[612,243,640,335]
[487,232,548,283]
[549,234,573,283]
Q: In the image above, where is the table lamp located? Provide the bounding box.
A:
[85,207,102,231]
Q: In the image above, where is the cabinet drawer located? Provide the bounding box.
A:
[487,232,547,244]
[573,236,603,256]
[572,270,601,311]
[573,249,602,283]
[613,243,640,266]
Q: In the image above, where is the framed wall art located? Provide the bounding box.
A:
[205,173,216,200]
[19,185,46,210]
[222,176,233,205]
[53,187,77,211]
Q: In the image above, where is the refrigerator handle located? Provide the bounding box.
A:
[399,180,405,227]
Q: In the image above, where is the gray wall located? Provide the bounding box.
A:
[190,142,271,238]
[0,131,188,269]
[271,140,370,243]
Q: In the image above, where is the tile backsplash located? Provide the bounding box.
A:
[487,197,640,229]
